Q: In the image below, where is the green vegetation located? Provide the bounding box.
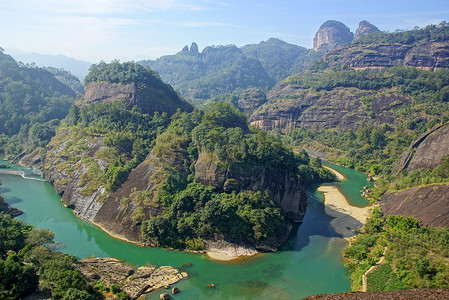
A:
[241,38,323,82]
[84,60,162,86]
[286,66,449,200]
[141,102,333,249]
[49,101,169,193]
[353,21,449,45]
[0,212,96,299]
[44,66,84,95]
[344,209,449,291]
[0,51,76,157]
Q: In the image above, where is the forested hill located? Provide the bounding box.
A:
[139,39,323,105]
[0,49,77,157]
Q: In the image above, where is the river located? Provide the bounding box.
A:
[0,160,370,299]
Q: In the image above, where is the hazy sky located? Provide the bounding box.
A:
[1,0,448,63]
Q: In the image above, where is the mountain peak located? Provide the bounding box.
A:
[354,20,381,40]
[313,20,354,51]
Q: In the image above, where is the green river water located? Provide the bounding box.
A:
[0,160,370,299]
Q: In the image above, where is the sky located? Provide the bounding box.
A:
[1,0,448,63]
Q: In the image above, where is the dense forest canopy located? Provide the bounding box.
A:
[140,102,333,249]
[0,52,76,156]
[84,60,162,86]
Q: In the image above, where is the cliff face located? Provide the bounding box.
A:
[249,84,409,132]
[380,184,449,227]
[82,81,193,116]
[392,122,449,174]
[194,154,307,222]
[323,41,449,71]
[313,20,354,52]
[380,123,449,227]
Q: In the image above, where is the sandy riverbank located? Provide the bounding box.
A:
[206,251,251,261]
[318,185,372,239]
[323,166,345,181]
[319,166,371,239]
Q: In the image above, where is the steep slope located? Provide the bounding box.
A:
[241,38,322,82]
[323,23,449,71]
[354,20,381,40]
[392,122,449,174]
[380,122,449,227]
[250,23,449,133]
[44,62,329,253]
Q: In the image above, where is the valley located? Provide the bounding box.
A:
[1,18,449,299]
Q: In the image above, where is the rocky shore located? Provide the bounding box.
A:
[76,257,188,299]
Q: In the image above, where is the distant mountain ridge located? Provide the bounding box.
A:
[140,39,325,104]
[8,51,91,81]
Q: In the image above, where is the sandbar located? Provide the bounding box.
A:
[206,251,242,261]
[323,166,345,181]
[318,185,371,239]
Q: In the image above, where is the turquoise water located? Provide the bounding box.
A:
[0,160,370,299]
[322,161,372,207]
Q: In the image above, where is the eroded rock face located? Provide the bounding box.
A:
[194,153,307,222]
[250,85,410,132]
[323,41,449,71]
[77,257,187,300]
[82,81,193,116]
[380,184,449,228]
[392,122,449,174]
[313,20,354,52]
[354,20,380,40]
[381,123,449,228]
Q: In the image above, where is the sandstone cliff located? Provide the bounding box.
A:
[249,85,410,132]
[313,20,354,52]
[323,41,449,71]
[392,122,449,174]
[380,184,449,227]
[194,153,307,222]
[380,122,449,227]
[82,81,193,116]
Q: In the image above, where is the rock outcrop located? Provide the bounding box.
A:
[380,123,449,227]
[250,85,410,132]
[304,288,449,300]
[77,257,187,299]
[313,20,354,52]
[354,20,380,40]
[392,122,449,174]
[194,153,307,222]
[323,41,449,71]
[82,81,193,116]
[380,184,449,227]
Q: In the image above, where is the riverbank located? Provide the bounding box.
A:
[324,166,345,181]
[319,166,372,239]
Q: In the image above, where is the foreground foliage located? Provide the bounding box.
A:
[0,213,95,299]
[344,209,449,291]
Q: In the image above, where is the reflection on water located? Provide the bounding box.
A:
[0,160,370,299]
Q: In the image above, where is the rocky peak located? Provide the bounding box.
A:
[354,20,381,40]
[190,42,199,54]
[313,20,354,51]
[181,45,189,52]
